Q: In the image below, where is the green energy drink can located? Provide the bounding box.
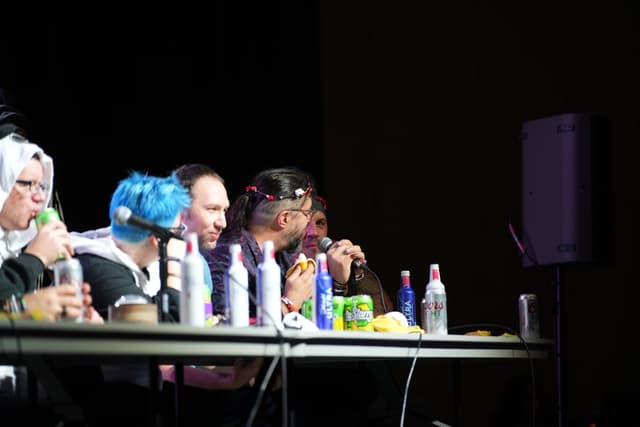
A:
[301,298,313,320]
[332,296,345,330]
[352,294,374,331]
[35,207,61,229]
[344,296,354,330]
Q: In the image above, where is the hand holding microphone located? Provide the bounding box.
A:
[318,237,368,285]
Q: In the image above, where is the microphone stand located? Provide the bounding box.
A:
[154,229,182,323]
[157,236,171,323]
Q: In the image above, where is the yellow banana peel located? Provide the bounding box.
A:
[372,314,425,334]
[464,330,491,336]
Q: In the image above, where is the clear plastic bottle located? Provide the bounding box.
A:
[225,243,250,327]
[256,240,282,328]
[422,263,447,335]
[397,270,417,326]
[180,232,205,327]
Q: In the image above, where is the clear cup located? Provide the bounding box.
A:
[53,258,84,322]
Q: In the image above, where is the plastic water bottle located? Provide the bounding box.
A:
[313,253,333,330]
[422,263,447,335]
[257,240,282,328]
[397,270,417,326]
[180,232,205,327]
[225,243,250,327]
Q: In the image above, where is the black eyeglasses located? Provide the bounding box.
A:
[289,209,313,219]
[170,223,187,236]
[15,179,47,195]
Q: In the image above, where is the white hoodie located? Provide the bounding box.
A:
[0,133,53,263]
[0,133,53,393]
[70,227,161,297]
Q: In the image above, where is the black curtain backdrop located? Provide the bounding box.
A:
[3,3,640,425]
[2,4,323,231]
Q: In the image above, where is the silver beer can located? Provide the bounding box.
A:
[518,293,539,339]
[53,258,84,322]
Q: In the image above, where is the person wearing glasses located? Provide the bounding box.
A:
[204,166,367,320]
[0,133,97,321]
[0,133,101,424]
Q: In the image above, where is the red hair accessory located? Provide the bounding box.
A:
[245,184,312,201]
[245,185,275,200]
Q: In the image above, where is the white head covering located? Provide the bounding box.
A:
[0,133,54,262]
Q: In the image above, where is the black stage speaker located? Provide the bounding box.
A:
[521,112,610,267]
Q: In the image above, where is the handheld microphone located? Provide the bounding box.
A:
[318,236,370,271]
[112,206,182,241]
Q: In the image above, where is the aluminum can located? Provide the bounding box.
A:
[53,258,84,322]
[352,294,374,331]
[35,207,61,230]
[313,253,333,330]
[344,296,354,330]
[518,293,540,339]
[332,296,345,330]
[301,298,313,320]
[424,264,448,335]
[397,270,417,326]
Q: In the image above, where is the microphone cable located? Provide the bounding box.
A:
[508,220,545,271]
[399,330,423,427]
[364,266,388,314]
[319,237,388,313]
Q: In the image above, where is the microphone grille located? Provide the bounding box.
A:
[112,206,132,225]
[318,237,334,253]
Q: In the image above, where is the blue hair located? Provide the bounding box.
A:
[109,171,191,243]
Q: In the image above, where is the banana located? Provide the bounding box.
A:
[285,254,317,279]
[372,314,425,334]
[464,330,491,336]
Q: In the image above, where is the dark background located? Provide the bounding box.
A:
[2,3,639,426]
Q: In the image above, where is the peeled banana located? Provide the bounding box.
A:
[285,253,317,278]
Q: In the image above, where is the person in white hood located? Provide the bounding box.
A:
[0,133,101,403]
[0,133,93,321]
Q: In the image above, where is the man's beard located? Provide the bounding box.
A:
[283,235,303,256]
[200,238,216,251]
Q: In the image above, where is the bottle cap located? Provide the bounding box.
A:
[185,232,198,254]
[262,240,275,260]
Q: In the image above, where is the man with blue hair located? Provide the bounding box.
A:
[71,171,190,321]
[67,171,264,427]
